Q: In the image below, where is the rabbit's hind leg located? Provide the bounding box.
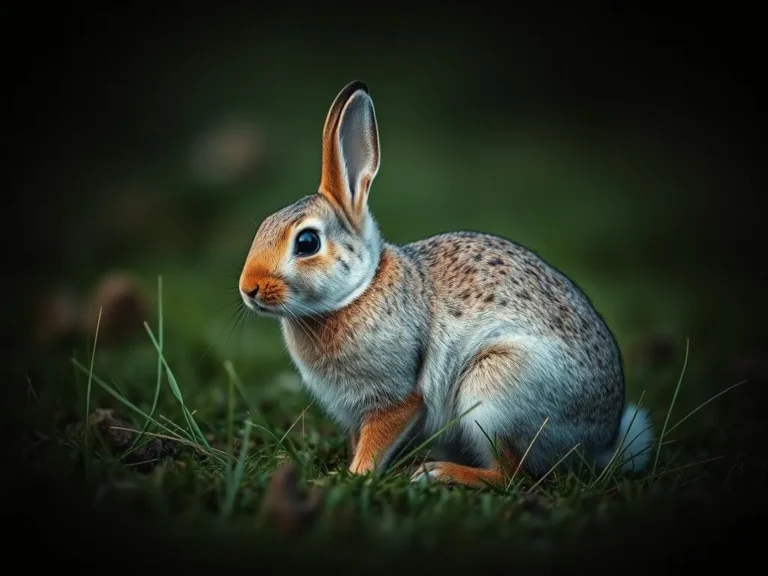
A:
[447,335,585,482]
[410,341,529,489]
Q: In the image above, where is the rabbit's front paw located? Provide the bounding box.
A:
[348,460,373,475]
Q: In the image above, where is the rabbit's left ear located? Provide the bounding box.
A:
[318,81,380,230]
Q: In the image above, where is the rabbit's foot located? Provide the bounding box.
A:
[410,461,505,489]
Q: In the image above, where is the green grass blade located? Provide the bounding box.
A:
[72,358,189,442]
[144,322,213,451]
[508,416,549,490]
[128,275,165,453]
[225,358,236,485]
[223,360,271,430]
[269,403,313,463]
[227,366,235,458]
[243,420,283,446]
[591,392,646,487]
[663,379,748,437]
[527,443,582,492]
[83,306,103,476]
[72,357,233,468]
[220,422,252,518]
[144,321,195,435]
[653,336,689,475]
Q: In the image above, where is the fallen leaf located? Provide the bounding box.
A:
[82,272,149,346]
[261,461,323,534]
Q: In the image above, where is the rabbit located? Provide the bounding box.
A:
[238,80,654,488]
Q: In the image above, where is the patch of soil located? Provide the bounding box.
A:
[85,408,179,472]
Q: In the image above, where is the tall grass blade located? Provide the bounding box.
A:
[221,422,252,518]
[128,276,165,453]
[83,306,103,476]
[653,337,689,475]
[144,322,212,451]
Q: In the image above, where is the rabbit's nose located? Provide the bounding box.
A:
[245,285,260,298]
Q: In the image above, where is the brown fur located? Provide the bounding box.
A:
[414,462,506,489]
[320,109,358,230]
[414,444,521,489]
[349,391,423,474]
[289,249,403,360]
[240,213,296,303]
[239,266,288,306]
[458,343,528,396]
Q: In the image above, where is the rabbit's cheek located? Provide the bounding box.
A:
[294,248,337,276]
[290,277,323,304]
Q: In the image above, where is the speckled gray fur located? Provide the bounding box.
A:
[240,81,654,479]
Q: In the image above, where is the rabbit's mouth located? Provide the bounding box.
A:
[239,286,284,317]
[248,300,282,318]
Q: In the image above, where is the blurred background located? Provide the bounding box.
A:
[11,6,763,381]
[4,3,765,555]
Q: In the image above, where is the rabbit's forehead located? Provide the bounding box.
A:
[278,195,346,230]
[249,194,343,256]
[255,197,321,237]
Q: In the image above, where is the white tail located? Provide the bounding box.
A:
[596,403,654,473]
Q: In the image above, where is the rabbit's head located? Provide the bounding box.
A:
[239,81,383,318]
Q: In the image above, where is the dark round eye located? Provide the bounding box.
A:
[294,228,321,256]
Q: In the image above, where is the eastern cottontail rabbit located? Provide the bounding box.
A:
[239,80,654,487]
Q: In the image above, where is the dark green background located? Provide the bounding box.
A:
[14,6,762,398]
[6,4,764,569]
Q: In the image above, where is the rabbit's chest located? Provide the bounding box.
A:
[281,319,419,425]
[290,356,413,428]
[281,313,408,372]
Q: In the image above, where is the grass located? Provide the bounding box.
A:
[17,267,754,568]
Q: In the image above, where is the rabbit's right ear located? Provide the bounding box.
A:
[318,80,380,232]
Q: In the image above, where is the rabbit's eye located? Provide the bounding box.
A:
[294,229,321,256]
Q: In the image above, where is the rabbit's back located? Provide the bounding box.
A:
[404,231,617,349]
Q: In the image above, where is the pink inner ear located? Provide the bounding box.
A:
[353,174,372,214]
[338,93,378,202]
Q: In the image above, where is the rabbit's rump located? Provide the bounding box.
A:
[407,231,626,478]
[442,333,622,478]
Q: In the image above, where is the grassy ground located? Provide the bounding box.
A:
[17,148,762,569]
[10,39,766,568]
[16,276,759,569]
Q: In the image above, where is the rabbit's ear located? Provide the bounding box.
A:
[319,80,380,230]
